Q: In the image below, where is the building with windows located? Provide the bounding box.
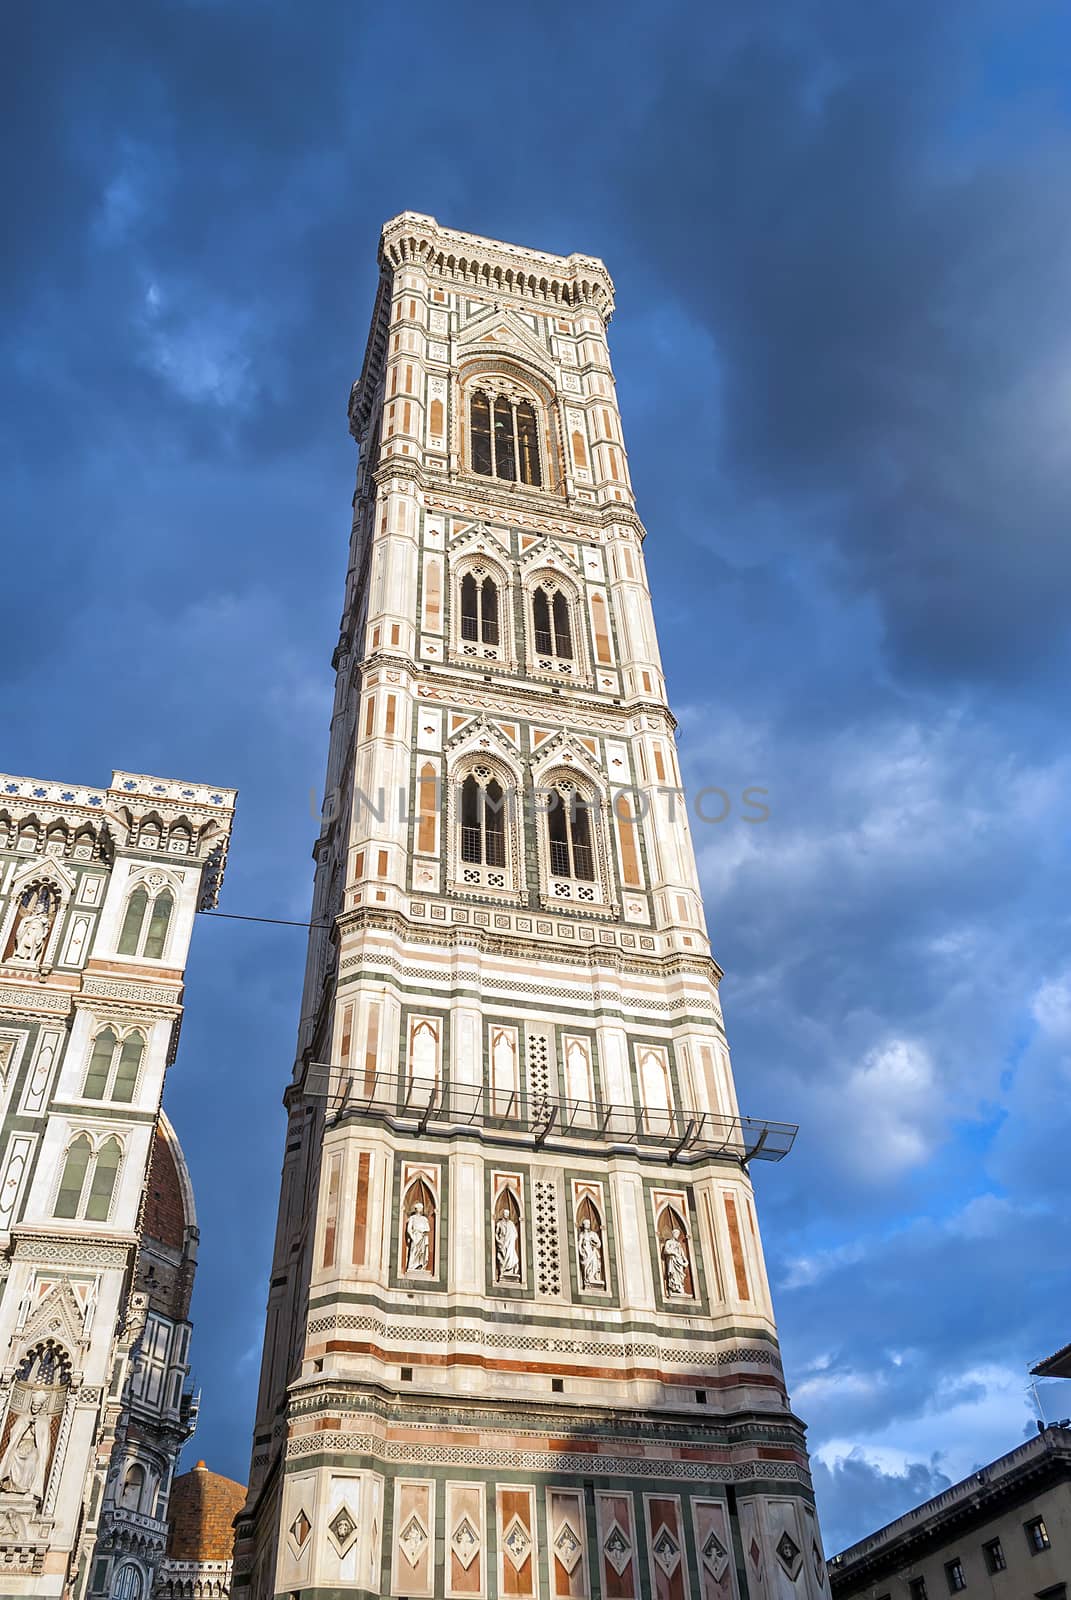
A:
[0,769,234,1597]
[233,213,829,1600]
[828,1425,1071,1600]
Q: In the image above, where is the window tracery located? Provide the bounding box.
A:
[54,1132,123,1222]
[524,572,586,679]
[451,556,511,665]
[117,881,174,960]
[83,1027,144,1104]
[448,759,522,897]
[460,571,499,646]
[535,770,610,908]
[469,388,542,486]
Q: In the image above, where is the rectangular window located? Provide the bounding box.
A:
[909,1580,928,1600]
[1026,1518,1051,1553]
[945,1558,966,1592]
[983,1539,1006,1574]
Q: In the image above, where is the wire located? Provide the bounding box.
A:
[197,910,332,929]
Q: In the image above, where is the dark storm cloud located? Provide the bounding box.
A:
[610,0,1071,684]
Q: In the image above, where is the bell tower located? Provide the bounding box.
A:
[234,213,829,1600]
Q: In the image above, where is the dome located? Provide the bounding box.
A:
[166,1460,246,1562]
[144,1111,197,1250]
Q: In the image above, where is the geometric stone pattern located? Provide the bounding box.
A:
[305,1309,780,1366]
[533,1178,562,1295]
[284,1429,807,1481]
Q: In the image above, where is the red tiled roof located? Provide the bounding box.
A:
[167,1460,246,1561]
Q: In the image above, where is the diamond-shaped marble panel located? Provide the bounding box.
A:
[554,1520,583,1575]
[652,1526,682,1578]
[502,1514,533,1571]
[702,1529,730,1581]
[603,1522,632,1576]
[399,1513,428,1568]
[777,1530,802,1577]
[288,1509,311,1552]
[452,1514,481,1571]
[328,1504,358,1555]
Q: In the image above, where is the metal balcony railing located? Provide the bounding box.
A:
[303,1066,796,1163]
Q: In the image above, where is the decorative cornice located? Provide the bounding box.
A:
[80,976,184,1010]
[12,1229,135,1268]
[380,212,614,319]
[0,984,74,1018]
[333,904,723,984]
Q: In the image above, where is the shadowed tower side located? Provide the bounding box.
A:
[233,212,829,1600]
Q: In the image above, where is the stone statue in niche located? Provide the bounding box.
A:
[662,1227,690,1296]
[494,1212,520,1281]
[577,1215,604,1288]
[405,1202,431,1273]
[0,1389,51,1504]
[9,888,55,966]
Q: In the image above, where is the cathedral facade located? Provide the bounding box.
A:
[0,769,234,1598]
[234,213,828,1600]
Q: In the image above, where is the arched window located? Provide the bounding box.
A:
[85,1136,122,1222]
[111,1036,143,1103]
[112,1564,144,1600]
[83,1028,116,1099]
[117,885,173,959]
[55,1134,92,1219]
[545,784,595,882]
[143,891,172,959]
[460,773,507,868]
[469,388,542,486]
[83,1029,143,1103]
[120,1462,145,1511]
[459,572,499,645]
[532,585,573,660]
[55,1134,122,1222]
[117,888,148,954]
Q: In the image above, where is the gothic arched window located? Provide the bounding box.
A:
[85,1136,122,1222]
[532,584,573,660]
[83,1029,144,1103]
[120,1463,146,1511]
[545,785,595,882]
[460,773,507,868]
[469,388,543,486]
[117,884,173,959]
[54,1133,123,1222]
[112,1564,144,1600]
[117,887,148,953]
[55,1134,92,1219]
[460,572,499,646]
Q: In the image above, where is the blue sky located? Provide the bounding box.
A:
[4,0,1071,1555]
